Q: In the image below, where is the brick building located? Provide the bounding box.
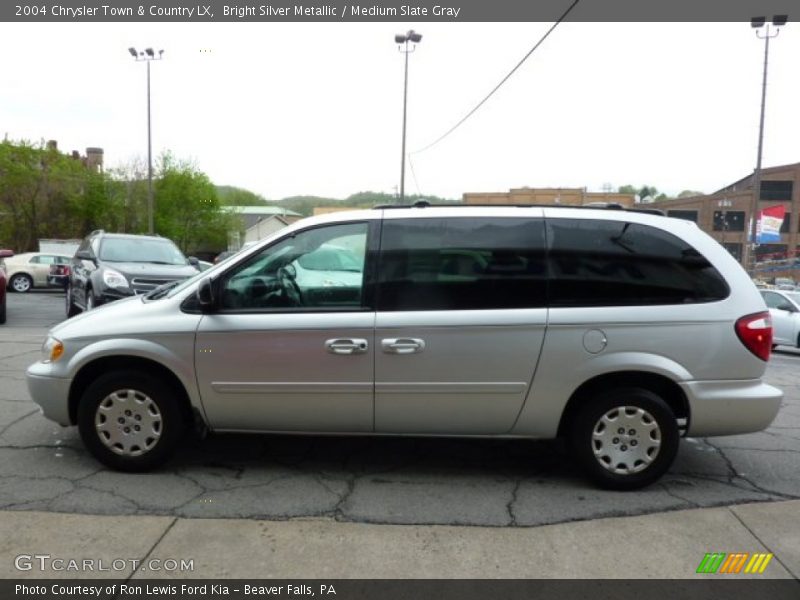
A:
[463,187,636,207]
[652,162,800,270]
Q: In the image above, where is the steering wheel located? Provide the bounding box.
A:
[277,265,303,306]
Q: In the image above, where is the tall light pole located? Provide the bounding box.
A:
[395,30,422,204]
[745,16,787,274]
[129,46,164,234]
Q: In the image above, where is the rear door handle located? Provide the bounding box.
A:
[325,338,368,355]
[381,338,426,355]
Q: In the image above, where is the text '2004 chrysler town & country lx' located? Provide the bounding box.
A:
[26,205,783,490]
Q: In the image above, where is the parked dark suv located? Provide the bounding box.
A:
[66,230,199,317]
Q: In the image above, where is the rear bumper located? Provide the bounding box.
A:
[682,380,783,436]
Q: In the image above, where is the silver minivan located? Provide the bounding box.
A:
[26,205,783,489]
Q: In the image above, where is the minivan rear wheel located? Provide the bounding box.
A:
[77,370,185,471]
[569,388,679,490]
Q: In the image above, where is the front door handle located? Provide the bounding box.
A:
[381,338,426,355]
[325,338,368,355]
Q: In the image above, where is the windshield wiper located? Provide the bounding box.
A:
[144,280,181,300]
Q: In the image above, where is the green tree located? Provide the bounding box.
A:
[217,185,268,206]
[153,153,233,254]
[0,139,120,250]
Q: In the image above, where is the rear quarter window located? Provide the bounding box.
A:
[547,218,729,307]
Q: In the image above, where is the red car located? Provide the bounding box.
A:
[0,249,15,324]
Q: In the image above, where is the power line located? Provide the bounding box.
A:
[411,0,580,156]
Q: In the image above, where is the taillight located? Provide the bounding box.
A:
[735,312,773,361]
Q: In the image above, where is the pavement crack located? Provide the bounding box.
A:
[728,507,800,580]
[125,517,179,584]
[701,439,800,500]
[659,483,700,508]
[0,409,39,439]
[506,478,522,526]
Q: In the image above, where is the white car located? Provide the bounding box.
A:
[4,252,72,292]
[761,289,800,349]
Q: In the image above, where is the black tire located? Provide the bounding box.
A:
[77,370,185,472]
[65,285,79,318]
[0,294,6,324]
[85,288,96,310]
[569,387,679,491]
[9,273,33,293]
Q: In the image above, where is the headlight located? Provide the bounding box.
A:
[41,336,64,363]
[103,268,129,288]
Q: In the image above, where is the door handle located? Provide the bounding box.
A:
[325,338,368,355]
[381,338,426,354]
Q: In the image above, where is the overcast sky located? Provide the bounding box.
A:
[1,21,798,200]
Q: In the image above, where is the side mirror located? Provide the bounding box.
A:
[187,256,199,267]
[197,278,215,311]
[75,250,94,261]
[777,302,796,313]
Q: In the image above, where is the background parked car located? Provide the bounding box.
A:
[47,263,71,289]
[3,252,72,293]
[66,230,199,316]
[0,249,14,324]
[761,289,800,349]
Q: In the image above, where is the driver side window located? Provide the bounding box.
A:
[220,222,368,311]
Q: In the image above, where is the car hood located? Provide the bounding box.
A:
[104,262,198,279]
[51,290,199,341]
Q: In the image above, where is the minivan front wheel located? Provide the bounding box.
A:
[77,370,185,471]
[569,388,679,490]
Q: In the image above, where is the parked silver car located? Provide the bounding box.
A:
[26,205,783,489]
[4,252,72,292]
[761,289,800,349]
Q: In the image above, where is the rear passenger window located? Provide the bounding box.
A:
[547,219,729,306]
[377,218,546,311]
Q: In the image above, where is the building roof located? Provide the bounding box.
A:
[221,205,302,217]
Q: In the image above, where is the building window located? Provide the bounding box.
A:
[667,210,698,222]
[755,244,788,261]
[760,181,793,201]
[722,243,742,261]
[713,211,745,232]
[781,212,791,233]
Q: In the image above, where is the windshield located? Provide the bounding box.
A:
[99,237,187,265]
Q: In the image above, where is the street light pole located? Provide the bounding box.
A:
[745,16,786,275]
[129,47,164,234]
[395,30,422,204]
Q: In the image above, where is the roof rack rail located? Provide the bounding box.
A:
[372,202,665,216]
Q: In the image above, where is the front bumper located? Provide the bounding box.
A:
[682,380,783,437]
[26,362,72,426]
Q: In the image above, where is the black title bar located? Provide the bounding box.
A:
[3,0,797,22]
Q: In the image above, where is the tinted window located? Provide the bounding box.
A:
[377,218,546,311]
[547,218,729,307]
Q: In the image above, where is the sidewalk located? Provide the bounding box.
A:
[1,500,798,579]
